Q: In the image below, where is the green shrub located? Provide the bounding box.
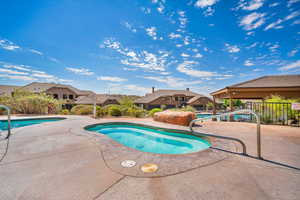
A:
[181,105,196,112]
[71,105,95,115]
[0,90,63,114]
[149,108,162,116]
[60,109,70,115]
[127,107,147,117]
[107,105,122,116]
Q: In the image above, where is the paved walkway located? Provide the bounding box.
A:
[0,115,299,200]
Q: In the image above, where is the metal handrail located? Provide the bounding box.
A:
[189,109,262,159]
[0,105,11,139]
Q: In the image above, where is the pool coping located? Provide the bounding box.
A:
[77,120,237,178]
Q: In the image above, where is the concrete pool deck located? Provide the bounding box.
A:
[0,115,299,200]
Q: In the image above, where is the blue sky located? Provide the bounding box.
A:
[0,0,299,95]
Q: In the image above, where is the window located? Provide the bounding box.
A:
[63,94,68,99]
[180,97,185,101]
[175,97,178,101]
[69,94,74,99]
[53,94,58,99]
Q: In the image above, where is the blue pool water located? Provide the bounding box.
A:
[86,123,211,154]
[0,118,65,131]
[197,113,251,121]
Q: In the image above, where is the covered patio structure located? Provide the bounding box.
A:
[210,75,300,114]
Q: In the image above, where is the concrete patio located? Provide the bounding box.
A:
[0,115,299,200]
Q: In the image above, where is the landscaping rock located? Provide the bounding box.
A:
[153,110,196,126]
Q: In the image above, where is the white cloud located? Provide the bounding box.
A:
[246,42,258,49]
[269,44,280,52]
[178,11,188,28]
[0,74,36,81]
[141,7,151,14]
[103,39,168,72]
[121,49,169,72]
[66,67,94,75]
[239,12,266,31]
[279,60,300,71]
[29,49,43,55]
[0,39,20,51]
[264,11,300,31]
[0,68,28,75]
[169,33,182,39]
[103,39,121,50]
[109,84,150,95]
[287,0,300,7]
[97,76,127,82]
[284,11,300,21]
[292,19,300,25]
[181,53,190,57]
[264,19,284,31]
[183,36,190,45]
[0,61,72,83]
[122,22,137,33]
[288,49,298,57]
[194,0,219,16]
[177,61,216,77]
[238,0,265,11]
[32,72,55,79]
[146,27,157,40]
[194,53,203,58]
[48,57,60,63]
[195,0,218,8]
[225,43,240,53]
[2,64,31,71]
[269,2,280,7]
[244,60,254,66]
[143,76,203,87]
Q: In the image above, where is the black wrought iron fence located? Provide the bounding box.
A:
[244,102,300,127]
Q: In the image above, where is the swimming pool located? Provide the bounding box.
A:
[0,117,65,131]
[86,123,211,154]
[197,113,251,121]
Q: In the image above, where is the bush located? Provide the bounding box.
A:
[127,107,147,117]
[149,108,162,116]
[60,109,70,115]
[0,90,63,114]
[71,105,95,115]
[107,105,122,116]
[181,105,196,112]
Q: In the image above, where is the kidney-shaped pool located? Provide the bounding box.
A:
[85,122,211,154]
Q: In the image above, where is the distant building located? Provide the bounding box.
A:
[0,82,94,104]
[135,87,212,110]
[0,85,21,96]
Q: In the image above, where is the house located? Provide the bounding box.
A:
[135,87,212,110]
[75,94,140,106]
[186,95,214,110]
[75,94,121,106]
[0,82,94,103]
[0,85,21,96]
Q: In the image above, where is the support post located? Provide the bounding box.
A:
[212,97,217,121]
[229,98,234,121]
